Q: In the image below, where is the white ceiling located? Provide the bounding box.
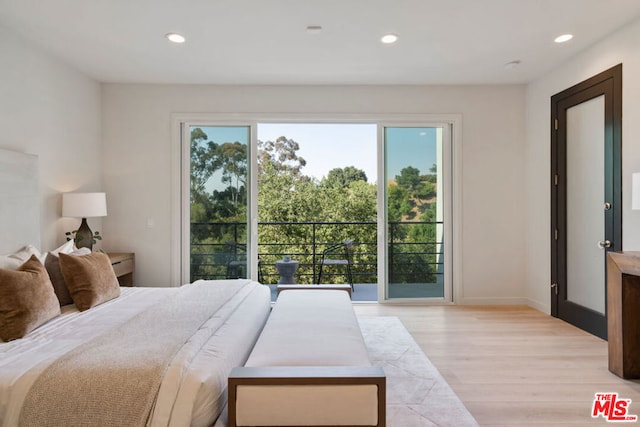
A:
[1,0,640,85]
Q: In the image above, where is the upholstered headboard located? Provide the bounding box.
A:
[0,148,40,254]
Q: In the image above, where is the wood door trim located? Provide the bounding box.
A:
[550,64,622,339]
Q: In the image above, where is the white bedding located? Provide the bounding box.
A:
[0,280,271,426]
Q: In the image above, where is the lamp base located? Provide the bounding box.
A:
[75,218,93,251]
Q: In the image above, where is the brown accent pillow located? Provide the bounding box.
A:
[59,252,120,311]
[0,255,61,341]
[45,248,91,306]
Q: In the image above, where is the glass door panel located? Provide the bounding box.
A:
[566,96,606,314]
[384,126,448,299]
[188,125,250,282]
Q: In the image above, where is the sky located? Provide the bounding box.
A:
[384,127,438,179]
[193,124,439,189]
[258,123,377,182]
[258,123,438,182]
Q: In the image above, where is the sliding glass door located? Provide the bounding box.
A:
[381,125,452,301]
[183,124,253,282]
[177,116,456,302]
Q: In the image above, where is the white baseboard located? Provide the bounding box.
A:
[523,298,550,314]
[456,296,530,305]
[456,296,551,315]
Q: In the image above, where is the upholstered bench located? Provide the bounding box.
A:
[228,290,385,427]
[276,283,352,298]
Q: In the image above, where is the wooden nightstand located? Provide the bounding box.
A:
[107,252,135,286]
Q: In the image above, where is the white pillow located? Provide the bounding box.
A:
[0,255,21,270]
[0,245,45,270]
[49,240,76,256]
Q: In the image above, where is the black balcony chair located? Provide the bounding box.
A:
[225,241,263,282]
[317,239,354,290]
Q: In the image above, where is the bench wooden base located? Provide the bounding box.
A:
[228,366,385,427]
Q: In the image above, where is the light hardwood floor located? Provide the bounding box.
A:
[353,304,640,426]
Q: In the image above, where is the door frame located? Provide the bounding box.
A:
[550,64,622,339]
[175,120,257,285]
[378,122,454,303]
[171,113,462,302]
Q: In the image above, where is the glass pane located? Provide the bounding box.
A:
[385,127,444,299]
[256,123,377,302]
[566,96,605,314]
[189,126,249,282]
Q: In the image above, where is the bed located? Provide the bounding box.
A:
[0,148,271,426]
[1,280,270,426]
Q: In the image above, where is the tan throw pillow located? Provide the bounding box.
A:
[0,255,61,341]
[45,248,92,306]
[59,252,120,311]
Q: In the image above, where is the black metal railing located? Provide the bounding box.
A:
[190,221,443,285]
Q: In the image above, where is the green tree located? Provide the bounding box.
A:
[189,127,249,223]
[396,166,422,193]
[387,183,412,222]
[395,165,436,206]
[217,142,247,211]
[258,161,320,223]
[191,131,439,286]
[322,166,367,188]
[254,138,378,284]
[414,181,436,200]
[257,136,307,175]
[190,128,219,200]
[189,128,249,281]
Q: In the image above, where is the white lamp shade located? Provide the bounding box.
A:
[62,192,107,218]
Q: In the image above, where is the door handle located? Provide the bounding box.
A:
[598,240,612,249]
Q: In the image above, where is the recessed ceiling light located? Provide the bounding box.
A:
[165,33,186,43]
[381,33,399,44]
[554,34,573,43]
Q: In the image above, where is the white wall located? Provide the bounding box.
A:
[6,14,639,308]
[0,25,103,252]
[525,18,640,312]
[102,84,527,302]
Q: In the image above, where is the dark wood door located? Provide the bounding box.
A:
[550,64,622,340]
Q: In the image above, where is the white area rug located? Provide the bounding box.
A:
[217,316,478,426]
[359,316,479,427]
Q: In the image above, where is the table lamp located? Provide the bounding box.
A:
[62,192,107,250]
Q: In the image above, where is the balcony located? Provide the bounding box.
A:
[190,220,444,301]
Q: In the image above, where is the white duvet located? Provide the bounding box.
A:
[0,280,271,426]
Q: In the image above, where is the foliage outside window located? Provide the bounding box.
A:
[189,127,441,285]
